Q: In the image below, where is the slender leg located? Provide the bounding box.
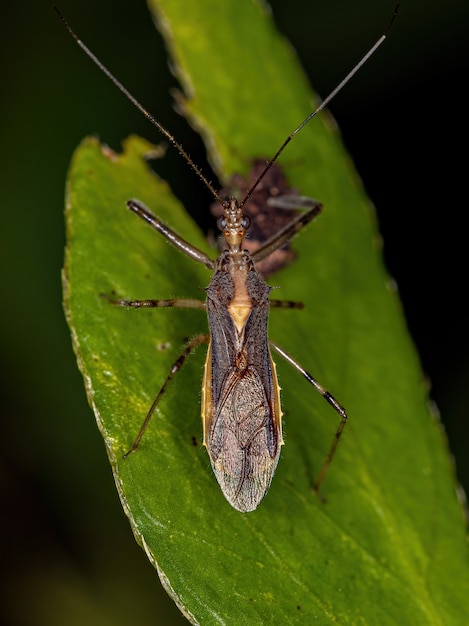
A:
[124,333,210,458]
[269,299,304,310]
[127,199,215,269]
[270,341,348,496]
[267,194,321,211]
[106,296,206,310]
[251,200,322,263]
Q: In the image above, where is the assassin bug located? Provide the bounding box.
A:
[56,6,397,511]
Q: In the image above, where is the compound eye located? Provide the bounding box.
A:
[217,216,227,231]
[241,215,251,230]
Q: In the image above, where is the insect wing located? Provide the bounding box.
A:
[202,269,283,512]
[211,363,283,512]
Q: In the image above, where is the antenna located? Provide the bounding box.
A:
[55,4,398,209]
[54,6,224,205]
[240,3,399,207]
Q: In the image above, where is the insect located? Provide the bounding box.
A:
[56,6,397,511]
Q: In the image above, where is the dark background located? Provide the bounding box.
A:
[1,1,467,624]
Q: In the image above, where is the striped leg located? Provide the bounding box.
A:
[124,333,210,458]
[270,341,348,497]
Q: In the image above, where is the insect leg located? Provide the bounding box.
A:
[251,199,322,264]
[124,333,210,458]
[270,299,304,310]
[269,341,348,496]
[267,194,320,211]
[127,199,215,269]
[107,296,206,310]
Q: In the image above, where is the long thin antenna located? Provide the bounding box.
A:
[54,6,225,206]
[55,4,398,210]
[240,3,399,208]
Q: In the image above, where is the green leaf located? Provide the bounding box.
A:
[63,0,469,624]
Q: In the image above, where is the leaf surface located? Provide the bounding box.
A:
[63,0,469,623]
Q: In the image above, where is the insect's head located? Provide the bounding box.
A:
[217,198,251,252]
